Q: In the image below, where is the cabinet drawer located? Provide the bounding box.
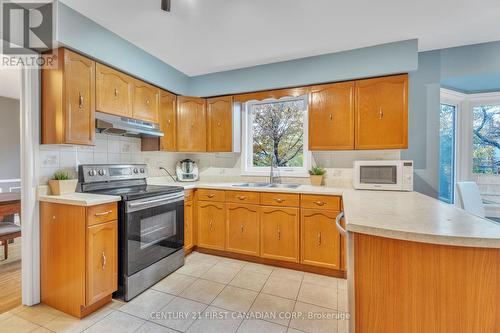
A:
[260,192,299,207]
[226,191,260,205]
[185,189,194,202]
[197,189,225,202]
[87,203,118,226]
[301,195,341,211]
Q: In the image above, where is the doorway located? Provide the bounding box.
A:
[0,61,22,313]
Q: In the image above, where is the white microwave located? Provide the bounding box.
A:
[353,160,413,191]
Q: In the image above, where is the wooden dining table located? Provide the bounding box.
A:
[0,193,21,222]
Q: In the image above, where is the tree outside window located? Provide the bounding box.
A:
[473,105,499,174]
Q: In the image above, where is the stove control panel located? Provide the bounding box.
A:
[79,164,149,183]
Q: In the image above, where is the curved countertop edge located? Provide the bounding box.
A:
[345,223,500,248]
[37,186,121,207]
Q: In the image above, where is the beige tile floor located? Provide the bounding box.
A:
[1,252,349,333]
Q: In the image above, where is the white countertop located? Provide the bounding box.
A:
[37,190,121,207]
[148,178,500,248]
[37,179,500,247]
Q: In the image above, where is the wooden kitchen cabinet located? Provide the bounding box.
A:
[197,201,225,250]
[132,80,159,123]
[86,220,118,306]
[300,209,340,269]
[355,74,408,149]
[95,63,133,118]
[260,206,299,262]
[184,196,194,251]
[176,96,207,152]
[42,48,95,145]
[40,202,118,318]
[226,203,260,256]
[309,82,355,150]
[207,96,233,152]
[159,90,177,151]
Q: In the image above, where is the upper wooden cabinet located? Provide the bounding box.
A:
[355,74,408,149]
[309,82,355,150]
[159,90,177,151]
[42,48,95,145]
[176,96,207,152]
[207,96,233,152]
[95,63,133,118]
[132,80,160,123]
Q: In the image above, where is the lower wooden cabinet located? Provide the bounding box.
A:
[86,221,118,305]
[197,201,225,250]
[300,209,341,269]
[260,206,299,263]
[40,202,118,318]
[226,203,260,256]
[184,199,194,251]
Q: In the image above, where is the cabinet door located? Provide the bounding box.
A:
[197,201,225,250]
[159,91,177,151]
[86,220,118,306]
[309,82,354,150]
[355,74,408,149]
[177,96,207,152]
[260,206,299,262]
[184,200,194,250]
[96,63,133,118]
[207,96,233,152]
[133,80,159,123]
[301,209,340,269]
[64,49,95,145]
[226,203,260,256]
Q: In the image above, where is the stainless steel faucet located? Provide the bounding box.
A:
[269,154,281,184]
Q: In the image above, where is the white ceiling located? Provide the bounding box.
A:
[61,0,500,76]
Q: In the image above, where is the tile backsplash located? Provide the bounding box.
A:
[39,132,401,187]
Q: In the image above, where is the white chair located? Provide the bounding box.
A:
[456,182,486,218]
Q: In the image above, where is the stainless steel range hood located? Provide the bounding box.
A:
[95,112,164,137]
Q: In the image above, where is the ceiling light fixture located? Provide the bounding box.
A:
[161,0,171,12]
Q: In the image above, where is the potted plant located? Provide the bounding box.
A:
[309,166,326,186]
[48,171,78,195]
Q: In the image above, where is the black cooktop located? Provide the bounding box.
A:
[87,185,184,201]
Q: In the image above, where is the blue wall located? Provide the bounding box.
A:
[56,3,191,95]
[188,40,418,96]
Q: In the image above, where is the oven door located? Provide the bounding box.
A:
[124,192,184,276]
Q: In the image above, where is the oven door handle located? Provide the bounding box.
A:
[128,193,184,209]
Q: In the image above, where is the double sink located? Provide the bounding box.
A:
[232,183,301,189]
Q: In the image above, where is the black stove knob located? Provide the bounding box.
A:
[140,168,145,173]
[88,169,97,176]
[133,168,139,174]
[98,169,107,176]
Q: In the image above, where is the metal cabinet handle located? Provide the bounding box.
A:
[78,93,84,109]
[52,215,56,220]
[217,121,221,127]
[102,252,107,270]
[114,88,118,97]
[277,225,281,240]
[274,198,284,203]
[95,210,112,217]
[378,107,384,120]
[329,113,333,120]
[335,211,347,237]
[240,224,244,232]
[146,99,150,105]
[318,232,322,245]
[313,201,326,206]
[237,196,247,200]
[209,220,213,230]
[207,194,215,198]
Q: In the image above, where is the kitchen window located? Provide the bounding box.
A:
[241,95,311,177]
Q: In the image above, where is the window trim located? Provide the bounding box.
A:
[241,95,311,178]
